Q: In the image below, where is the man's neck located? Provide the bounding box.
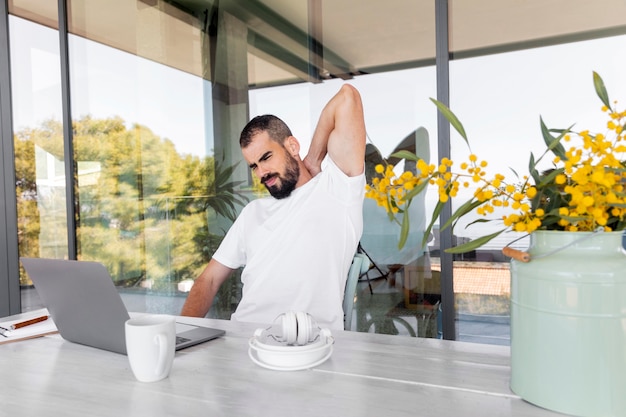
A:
[294,160,314,189]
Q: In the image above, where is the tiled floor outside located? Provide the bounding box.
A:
[351,268,511,345]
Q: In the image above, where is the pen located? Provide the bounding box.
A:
[10,315,49,330]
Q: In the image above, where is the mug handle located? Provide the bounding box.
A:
[154,333,168,377]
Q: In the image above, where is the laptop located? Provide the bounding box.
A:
[20,257,225,355]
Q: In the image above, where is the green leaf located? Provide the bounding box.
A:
[540,117,567,161]
[441,198,483,232]
[421,200,445,249]
[528,152,540,184]
[444,229,506,254]
[390,150,420,162]
[464,218,497,227]
[386,196,398,222]
[593,71,611,110]
[398,210,410,249]
[430,98,469,145]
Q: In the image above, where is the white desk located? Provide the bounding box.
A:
[0,316,563,417]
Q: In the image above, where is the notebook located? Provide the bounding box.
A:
[0,308,58,344]
[20,257,225,355]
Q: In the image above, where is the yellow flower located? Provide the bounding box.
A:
[364,72,626,252]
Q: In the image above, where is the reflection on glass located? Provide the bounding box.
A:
[8,0,58,29]
[67,33,248,311]
[449,35,626,345]
[10,15,68,287]
[65,1,248,315]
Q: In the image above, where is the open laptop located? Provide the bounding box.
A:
[20,257,225,355]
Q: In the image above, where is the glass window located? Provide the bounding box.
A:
[248,0,439,337]
[448,0,626,344]
[9,9,67,310]
[64,0,246,316]
[8,0,624,345]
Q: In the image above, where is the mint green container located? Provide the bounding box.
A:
[510,230,626,417]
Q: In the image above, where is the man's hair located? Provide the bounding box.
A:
[240,114,293,148]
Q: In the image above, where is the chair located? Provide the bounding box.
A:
[357,242,386,294]
[343,252,370,330]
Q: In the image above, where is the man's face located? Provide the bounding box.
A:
[242,132,300,199]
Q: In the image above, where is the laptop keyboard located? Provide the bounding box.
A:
[176,336,191,344]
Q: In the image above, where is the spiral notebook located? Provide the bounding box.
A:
[20,257,224,355]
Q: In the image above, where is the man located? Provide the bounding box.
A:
[180,84,366,330]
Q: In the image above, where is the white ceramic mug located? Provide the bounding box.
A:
[125,315,176,382]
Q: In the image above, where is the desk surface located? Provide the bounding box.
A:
[0,316,563,417]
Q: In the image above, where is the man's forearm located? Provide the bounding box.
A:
[180,260,231,317]
[180,278,214,317]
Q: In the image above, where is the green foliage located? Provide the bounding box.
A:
[15,115,249,290]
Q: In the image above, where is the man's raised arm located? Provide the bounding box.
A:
[303,84,366,177]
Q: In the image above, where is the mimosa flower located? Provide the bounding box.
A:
[365,71,626,252]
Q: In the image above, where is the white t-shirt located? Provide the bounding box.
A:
[213,157,365,330]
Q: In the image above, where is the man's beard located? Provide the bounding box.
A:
[262,153,300,199]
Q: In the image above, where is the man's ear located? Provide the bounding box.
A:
[285,136,300,157]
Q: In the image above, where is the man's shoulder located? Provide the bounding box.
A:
[322,155,364,180]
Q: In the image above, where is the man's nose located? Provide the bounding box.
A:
[256,165,270,180]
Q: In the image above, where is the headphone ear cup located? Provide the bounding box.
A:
[282,311,297,345]
[296,311,312,345]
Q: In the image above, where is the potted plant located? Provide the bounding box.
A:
[365,72,626,417]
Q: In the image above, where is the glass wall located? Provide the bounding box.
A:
[9,0,247,316]
[67,1,216,314]
[2,0,625,343]
[9,2,68,311]
[447,0,626,343]
[244,0,439,336]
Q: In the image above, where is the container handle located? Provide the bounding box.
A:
[502,247,530,262]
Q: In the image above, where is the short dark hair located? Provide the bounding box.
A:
[239,114,292,148]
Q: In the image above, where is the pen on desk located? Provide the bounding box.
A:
[10,315,49,330]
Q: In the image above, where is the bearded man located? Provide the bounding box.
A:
[181,84,366,330]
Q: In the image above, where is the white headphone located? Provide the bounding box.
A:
[280,311,314,346]
[248,311,334,371]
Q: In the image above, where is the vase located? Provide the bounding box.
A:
[510,230,626,417]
